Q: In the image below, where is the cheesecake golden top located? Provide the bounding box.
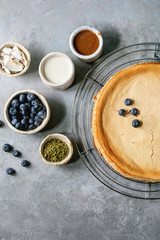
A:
[92,62,160,182]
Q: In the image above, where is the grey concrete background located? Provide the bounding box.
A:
[0,0,160,239]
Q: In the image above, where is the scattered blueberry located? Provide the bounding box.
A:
[9,107,17,116]
[118,109,125,116]
[12,150,21,157]
[6,168,15,175]
[0,120,3,127]
[19,94,26,103]
[124,98,132,106]
[132,119,140,128]
[11,99,19,108]
[131,108,138,116]
[27,93,36,102]
[21,160,30,167]
[2,144,12,152]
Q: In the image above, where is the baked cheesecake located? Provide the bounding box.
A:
[92,62,160,182]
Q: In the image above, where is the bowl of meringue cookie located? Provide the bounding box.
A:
[0,42,31,77]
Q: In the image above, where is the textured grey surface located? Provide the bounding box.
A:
[0,0,160,239]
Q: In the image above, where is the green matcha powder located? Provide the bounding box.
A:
[43,138,69,162]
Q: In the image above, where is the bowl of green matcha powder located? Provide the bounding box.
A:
[39,133,73,165]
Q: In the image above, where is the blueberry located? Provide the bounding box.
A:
[20,109,30,116]
[23,115,29,120]
[37,110,46,119]
[132,119,140,128]
[34,115,42,123]
[0,120,3,127]
[36,103,43,112]
[21,160,30,167]
[20,104,27,111]
[9,107,17,116]
[131,108,138,116]
[27,93,36,102]
[11,99,19,108]
[12,150,21,157]
[11,115,17,119]
[11,118,18,126]
[19,94,26,103]
[124,98,132,106]
[2,144,12,152]
[21,118,28,125]
[34,117,42,127]
[31,99,40,108]
[29,118,34,124]
[25,102,31,109]
[42,106,46,111]
[21,110,29,116]
[28,124,35,130]
[34,121,41,127]
[30,113,35,119]
[22,124,28,130]
[118,109,125,116]
[6,168,15,175]
[31,106,37,114]
[15,122,23,130]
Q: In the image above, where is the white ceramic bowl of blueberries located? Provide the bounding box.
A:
[4,89,51,134]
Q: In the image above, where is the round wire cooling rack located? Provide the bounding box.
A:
[72,43,160,199]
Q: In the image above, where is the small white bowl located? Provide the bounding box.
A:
[39,52,75,90]
[39,133,73,165]
[0,42,31,77]
[4,89,51,135]
[69,26,103,62]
